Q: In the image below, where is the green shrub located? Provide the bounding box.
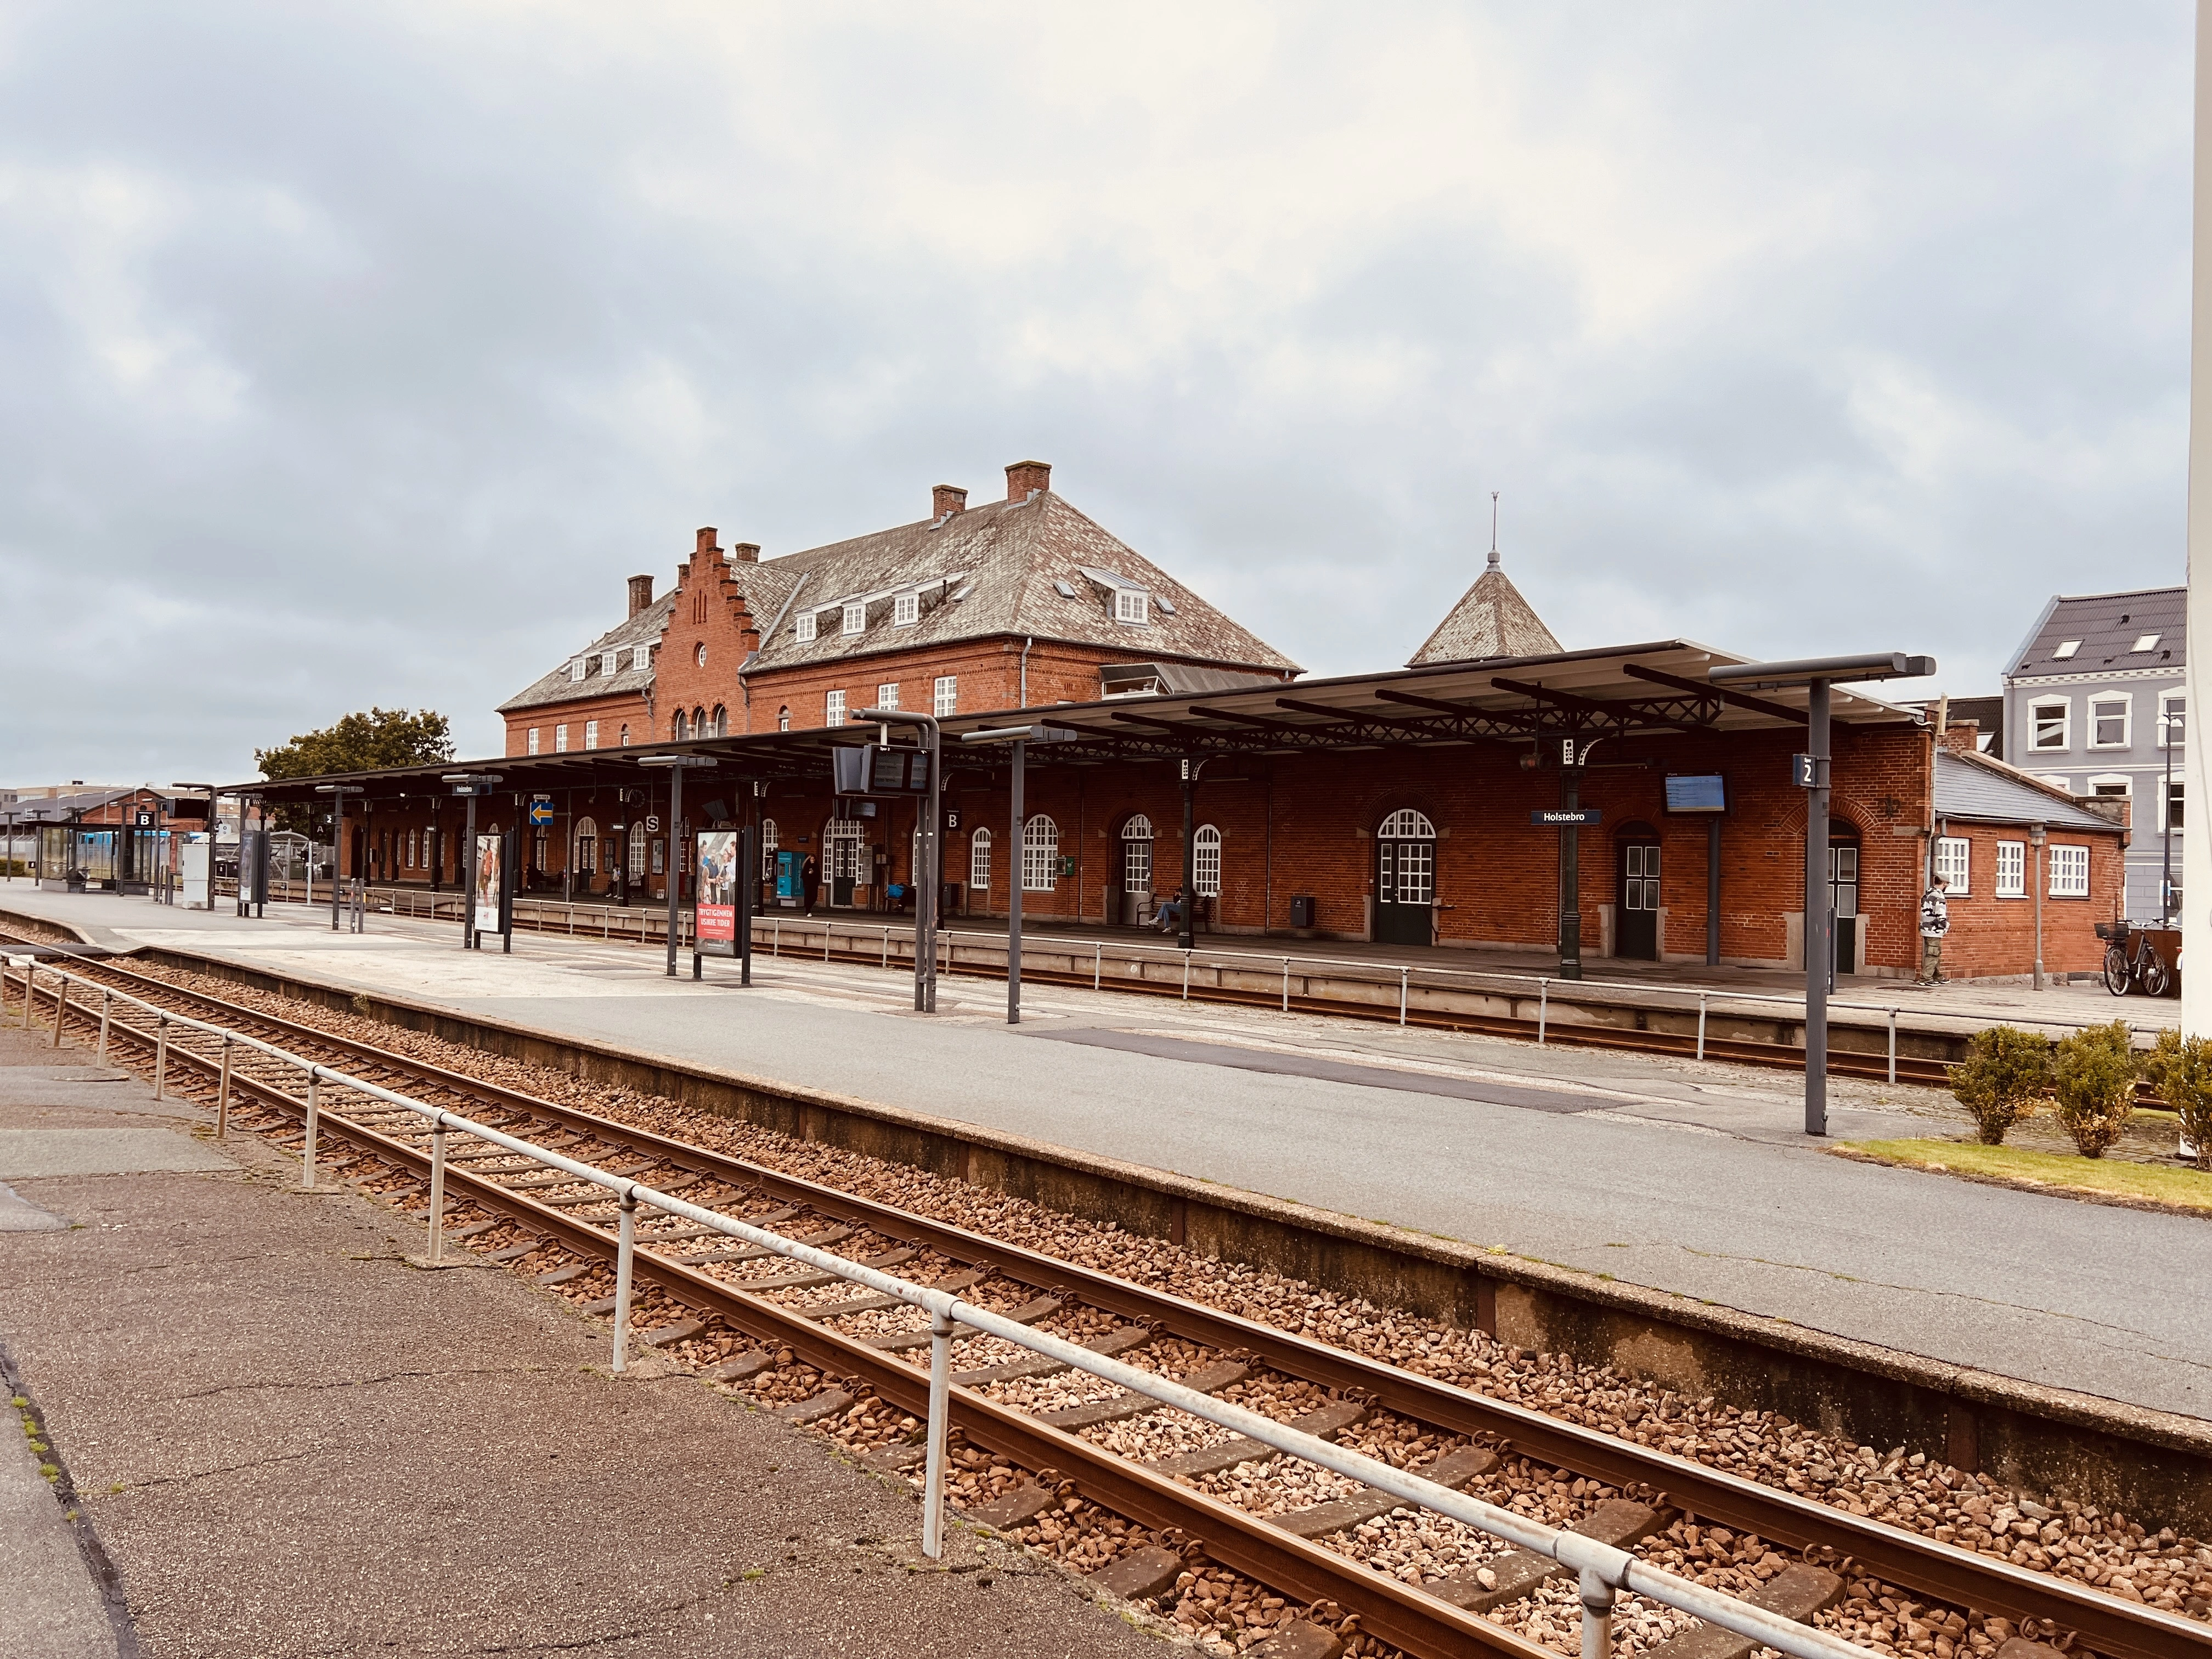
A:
[1946,1026,2052,1146]
[2141,1029,2212,1172]
[2050,1020,2140,1159]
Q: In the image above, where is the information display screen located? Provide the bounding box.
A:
[695,829,738,956]
[1664,774,1727,814]
[833,745,932,797]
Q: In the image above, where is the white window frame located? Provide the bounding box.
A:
[555,724,569,753]
[619,724,630,747]
[584,719,599,751]
[2037,775,2074,793]
[826,690,845,727]
[1022,815,1059,891]
[1934,836,1970,895]
[842,601,866,636]
[1995,840,2025,898]
[876,682,899,711]
[2161,691,2187,748]
[2049,843,2090,898]
[527,727,541,755]
[777,706,791,732]
[894,592,920,628]
[2165,776,2185,834]
[2086,774,2131,811]
[969,827,992,892]
[795,611,817,643]
[568,658,586,683]
[760,819,778,878]
[632,645,650,672]
[2088,694,2131,750]
[2029,698,2069,752]
[601,652,619,676]
[2132,633,2161,653]
[1113,588,1149,625]
[1194,823,1222,898]
[2052,639,2081,660]
[934,675,957,718]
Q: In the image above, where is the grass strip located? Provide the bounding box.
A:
[1833,1137,2212,1214]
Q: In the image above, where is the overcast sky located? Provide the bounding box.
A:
[1,3,2194,785]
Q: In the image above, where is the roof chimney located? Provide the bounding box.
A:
[731,542,760,565]
[1005,460,1051,501]
[628,574,654,617]
[695,527,719,556]
[933,484,968,520]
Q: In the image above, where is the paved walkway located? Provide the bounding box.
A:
[0,1020,1160,1657]
[6,888,2210,1426]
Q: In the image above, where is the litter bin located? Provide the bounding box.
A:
[65,868,87,894]
[1289,894,1316,928]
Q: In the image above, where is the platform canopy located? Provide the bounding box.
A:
[230,639,1924,806]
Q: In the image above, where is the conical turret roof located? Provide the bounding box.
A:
[1406,547,1561,667]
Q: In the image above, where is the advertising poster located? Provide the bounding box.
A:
[472,834,504,936]
[696,830,737,956]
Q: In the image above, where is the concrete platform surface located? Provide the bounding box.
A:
[0,1023,1162,1657]
[5,887,2211,1425]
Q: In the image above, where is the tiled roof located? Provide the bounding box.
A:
[499,490,1296,713]
[2005,585,2185,679]
[498,592,677,714]
[732,491,1296,676]
[1934,749,2123,833]
[1406,553,1562,667]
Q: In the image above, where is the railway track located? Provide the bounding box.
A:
[7,953,2199,1659]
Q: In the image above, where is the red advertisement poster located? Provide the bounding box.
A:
[695,830,737,956]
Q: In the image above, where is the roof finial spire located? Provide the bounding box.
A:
[1488,492,1500,569]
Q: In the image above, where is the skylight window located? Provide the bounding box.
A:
[2052,640,2081,660]
[894,592,919,627]
[2132,633,2161,652]
[1053,579,1077,598]
[842,601,867,636]
[1155,594,1177,616]
[795,612,817,643]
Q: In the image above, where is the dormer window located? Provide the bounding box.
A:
[894,592,919,627]
[1114,589,1149,625]
[795,612,817,643]
[2133,633,2161,652]
[842,601,866,636]
[601,652,619,676]
[568,658,586,682]
[2052,640,2081,660]
[631,645,650,672]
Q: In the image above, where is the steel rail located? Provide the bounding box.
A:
[13,956,2207,1659]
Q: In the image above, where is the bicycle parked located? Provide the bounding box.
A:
[2097,918,2179,997]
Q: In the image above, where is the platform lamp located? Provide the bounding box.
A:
[961,722,1076,1024]
[441,773,504,950]
[858,708,942,1012]
[313,784,365,932]
[1708,652,1936,1138]
[636,754,716,977]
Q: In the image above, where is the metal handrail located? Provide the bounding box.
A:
[3,950,1893,1659]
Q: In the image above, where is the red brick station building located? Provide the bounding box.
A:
[241,461,2126,983]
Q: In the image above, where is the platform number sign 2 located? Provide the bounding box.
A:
[1791,754,1819,788]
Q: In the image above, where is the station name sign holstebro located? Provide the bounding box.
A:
[1530,809,1602,826]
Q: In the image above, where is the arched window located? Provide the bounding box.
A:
[777,706,791,732]
[672,710,687,741]
[710,704,727,737]
[1022,815,1059,892]
[1378,808,1436,840]
[574,817,598,876]
[618,723,630,747]
[1121,814,1154,893]
[970,827,992,892]
[692,706,707,738]
[628,822,646,877]
[760,817,778,879]
[1194,824,1221,898]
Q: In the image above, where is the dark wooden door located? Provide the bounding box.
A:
[1374,809,1436,946]
[1618,839,1661,960]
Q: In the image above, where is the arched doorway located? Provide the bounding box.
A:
[1374,808,1436,946]
[825,817,865,908]
[1829,825,1863,973]
[1616,821,1662,961]
[574,817,599,896]
[1119,814,1155,926]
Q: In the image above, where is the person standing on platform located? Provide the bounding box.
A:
[1915,874,1950,986]
[802,851,820,915]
